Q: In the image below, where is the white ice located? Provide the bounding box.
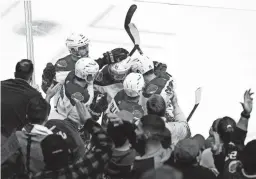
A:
[1,0,256,143]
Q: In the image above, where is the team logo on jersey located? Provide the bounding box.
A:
[71,92,84,102]
[95,71,103,81]
[56,60,67,68]
[228,160,241,173]
[145,84,158,94]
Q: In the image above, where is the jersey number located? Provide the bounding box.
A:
[57,131,67,139]
[226,151,238,160]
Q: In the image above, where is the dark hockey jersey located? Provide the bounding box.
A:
[140,72,175,119]
[102,90,145,127]
[94,65,125,101]
[54,54,77,83]
[220,142,256,179]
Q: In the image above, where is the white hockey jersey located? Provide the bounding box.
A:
[55,71,94,120]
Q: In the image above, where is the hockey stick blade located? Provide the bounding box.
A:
[124,5,137,30]
[195,87,202,105]
[128,23,143,55]
[124,5,137,44]
[128,23,140,45]
[187,87,202,122]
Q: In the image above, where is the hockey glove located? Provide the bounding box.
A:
[103,48,129,65]
[89,92,108,119]
[153,61,167,75]
[41,63,56,93]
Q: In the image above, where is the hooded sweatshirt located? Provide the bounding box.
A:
[15,124,52,174]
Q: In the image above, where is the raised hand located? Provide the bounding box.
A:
[240,89,254,115]
[211,131,222,155]
[46,83,62,99]
[74,99,92,123]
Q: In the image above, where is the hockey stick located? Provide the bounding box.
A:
[124,4,137,44]
[187,87,202,122]
[124,5,142,56]
[128,23,143,55]
[129,45,137,56]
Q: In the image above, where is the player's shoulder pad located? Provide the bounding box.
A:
[55,54,74,68]
[113,90,126,104]
[64,74,90,105]
[56,59,68,68]
[143,77,169,98]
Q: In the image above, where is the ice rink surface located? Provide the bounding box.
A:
[1,0,256,142]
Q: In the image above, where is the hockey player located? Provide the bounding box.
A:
[55,57,101,120]
[41,32,129,93]
[94,56,134,101]
[41,33,90,93]
[129,54,177,121]
[102,72,145,128]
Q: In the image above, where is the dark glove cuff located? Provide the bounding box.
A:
[88,107,101,117]
[241,111,250,119]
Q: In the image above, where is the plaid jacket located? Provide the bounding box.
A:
[32,119,113,179]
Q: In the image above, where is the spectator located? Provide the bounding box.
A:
[200,149,219,176]
[211,89,254,179]
[165,134,207,169]
[44,93,108,163]
[203,117,242,175]
[104,120,137,179]
[1,59,53,138]
[205,118,222,149]
[131,114,172,179]
[1,81,61,177]
[1,95,52,177]
[32,99,113,179]
[205,89,253,175]
[140,165,183,179]
[171,137,217,179]
[147,94,190,146]
[221,139,256,179]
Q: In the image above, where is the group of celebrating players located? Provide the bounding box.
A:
[41,32,189,145]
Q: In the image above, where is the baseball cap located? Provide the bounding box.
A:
[174,135,205,164]
[41,134,69,170]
